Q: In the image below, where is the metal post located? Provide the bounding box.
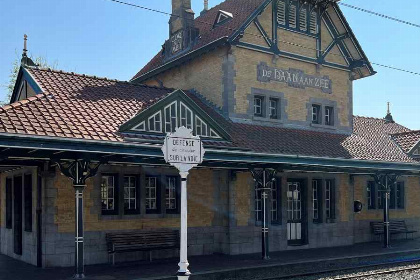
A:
[383,176,390,248]
[74,185,85,279]
[261,170,269,260]
[55,160,100,279]
[178,171,190,278]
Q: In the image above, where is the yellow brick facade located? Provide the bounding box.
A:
[53,168,216,233]
[354,176,420,221]
[144,46,227,109]
[233,46,351,127]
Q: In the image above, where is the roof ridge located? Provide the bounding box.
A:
[26,66,176,92]
[392,130,420,137]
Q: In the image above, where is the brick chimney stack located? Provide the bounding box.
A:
[170,0,194,36]
[166,0,199,58]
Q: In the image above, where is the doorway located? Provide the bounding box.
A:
[287,180,307,245]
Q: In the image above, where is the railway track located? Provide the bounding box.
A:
[258,257,420,280]
[331,265,420,279]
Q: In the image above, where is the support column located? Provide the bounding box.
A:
[178,171,190,279]
[56,160,100,279]
[251,168,276,260]
[373,173,398,249]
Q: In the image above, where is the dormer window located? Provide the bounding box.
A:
[277,0,319,36]
[165,101,177,133]
[195,116,208,137]
[121,91,226,140]
[214,10,233,26]
[148,111,162,132]
[180,102,193,129]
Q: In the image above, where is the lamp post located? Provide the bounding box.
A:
[251,168,276,260]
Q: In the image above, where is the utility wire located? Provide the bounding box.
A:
[105,0,420,77]
[338,2,420,29]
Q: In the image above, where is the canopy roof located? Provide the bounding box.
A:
[0,66,419,174]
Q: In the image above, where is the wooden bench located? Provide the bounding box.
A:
[370,220,417,241]
[106,229,179,265]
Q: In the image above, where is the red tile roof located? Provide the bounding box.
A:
[391,130,420,154]
[131,0,265,81]
[0,67,416,163]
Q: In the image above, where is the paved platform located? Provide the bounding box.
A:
[2,240,420,280]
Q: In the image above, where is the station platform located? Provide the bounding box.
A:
[2,239,420,280]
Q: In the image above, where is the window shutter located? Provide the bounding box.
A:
[277,0,286,25]
[310,11,318,34]
[299,8,307,31]
[289,3,297,28]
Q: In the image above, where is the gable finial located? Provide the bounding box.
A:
[384,102,395,124]
[23,34,28,58]
[21,34,37,67]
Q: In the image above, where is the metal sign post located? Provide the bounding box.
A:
[162,127,205,279]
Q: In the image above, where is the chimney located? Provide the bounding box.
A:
[170,0,194,36]
[201,0,209,16]
[166,0,199,57]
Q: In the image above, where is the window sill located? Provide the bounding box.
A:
[326,218,336,224]
[310,123,336,130]
[253,116,284,124]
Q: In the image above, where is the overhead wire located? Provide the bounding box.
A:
[338,2,420,29]
[104,0,420,76]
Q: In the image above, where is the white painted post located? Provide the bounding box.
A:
[161,126,205,279]
[178,171,190,277]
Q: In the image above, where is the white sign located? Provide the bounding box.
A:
[162,126,205,173]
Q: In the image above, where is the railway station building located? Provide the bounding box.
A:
[1,0,420,276]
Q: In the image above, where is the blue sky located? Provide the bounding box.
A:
[1,0,419,129]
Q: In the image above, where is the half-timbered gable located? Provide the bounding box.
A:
[134,0,373,135]
[119,89,230,141]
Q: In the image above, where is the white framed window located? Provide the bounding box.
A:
[254,96,264,117]
[124,176,137,211]
[132,121,145,131]
[325,179,335,219]
[310,11,318,34]
[269,98,279,119]
[325,106,334,126]
[165,101,178,133]
[289,2,297,29]
[312,104,321,124]
[180,102,193,129]
[299,7,307,32]
[148,111,162,132]
[195,116,208,137]
[101,175,115,211]
[271,181,279,223]
[255,189,262,222]
[166,177,177,210]
[312,180,320,221]
[209,129,220,138]
[146,177,158,210]
[277,0,286,25]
